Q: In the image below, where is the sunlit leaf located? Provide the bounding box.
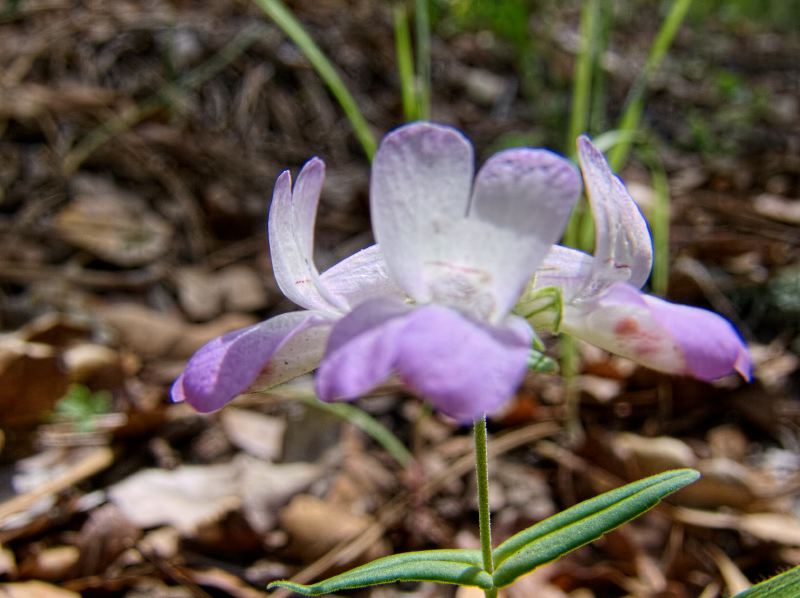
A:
[268,549,492,595]
[492,469,699,588]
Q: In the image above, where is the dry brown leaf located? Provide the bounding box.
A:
[0,546,16,577]
[217,264,269,313]
[175,266,223,321]
[221,408,285,461]
[673,507,800,546]
[0,337,70,428]
[174,313,258,359]
[181,566,270,598]
[753,194,800,225]
[0,581,80,598]
[280,494,385,561]
[738,513,800,546]
[74,503,141,576]
[54,175,173,266]
[611,432,697,477]
[238,455,322,533]
[108,462,241,534]
[108,455,321,535]
[18,545,79,581]
[681,458,760,511]
[62,343,123,385]
[96,302,256,359]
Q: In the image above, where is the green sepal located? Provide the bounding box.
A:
[733,566,800,597]
[491,469,700,588]
[267,549,492,595]
[527,349,558,374]
[514,285,563,332]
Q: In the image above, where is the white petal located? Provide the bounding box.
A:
[370,122,474,302]
[577,136,653,294]
[320,244,406,308]
[268,159,346,313]
[466,148,581,316]
[534,245,594,301]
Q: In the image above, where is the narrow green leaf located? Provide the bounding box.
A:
[414,0,431,120]
[299,395,413,467]
[268,549,491,595]
[253,0,377,160]
[393,3,418,122]
[733,566,800,598]
[608,0,693,170]
[492,469,699,588]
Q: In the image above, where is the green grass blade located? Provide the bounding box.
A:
[299,395,413,467]
[608,0,693,170]
[733,566,800,598]
[253,0,377,160]
[564,0,601,251]
[567,0,600,158]
[268,549,492,594]
[414,0,431,120]
[492,469,699,588]
[393,3,418,122]
[649,154,671,296]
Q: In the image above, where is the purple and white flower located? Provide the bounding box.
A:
[172,123,750,423]
[528,136,751,381]
[172,122,581,421]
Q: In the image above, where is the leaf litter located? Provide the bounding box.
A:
[0,0,798,596]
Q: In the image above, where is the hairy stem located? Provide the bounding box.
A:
[474,415,497,597]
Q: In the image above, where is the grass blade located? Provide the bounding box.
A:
[608,0,693,170]
[414,0,431,120]
[299,395,413,467]
[253,0,377,160]
[393,3,419,122]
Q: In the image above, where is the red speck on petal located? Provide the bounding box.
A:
[614,317,639,336]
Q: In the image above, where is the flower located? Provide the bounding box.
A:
[525,136,751,381]
[172,122,582,421]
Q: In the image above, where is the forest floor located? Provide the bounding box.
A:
[0,1,798,596]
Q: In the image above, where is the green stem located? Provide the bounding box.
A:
[474,415,497,598]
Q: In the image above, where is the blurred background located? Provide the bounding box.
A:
[0,1,798,596]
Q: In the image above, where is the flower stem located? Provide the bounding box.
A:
[474,415,497,598]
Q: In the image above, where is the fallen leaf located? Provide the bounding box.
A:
[18,545,79,581]
[218,264,269,313]
[753,193,800,225]
[54,175,173,266]
[108,462,241,534]
[221,408,285,461]
[237,455,322,534]
[108,455,321,535]
[280,494,384,561]
[0,581,80,598]
[0,337,70,428]
[611,432,697,477]
[175,266,223,321]
[96,302,256,359]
